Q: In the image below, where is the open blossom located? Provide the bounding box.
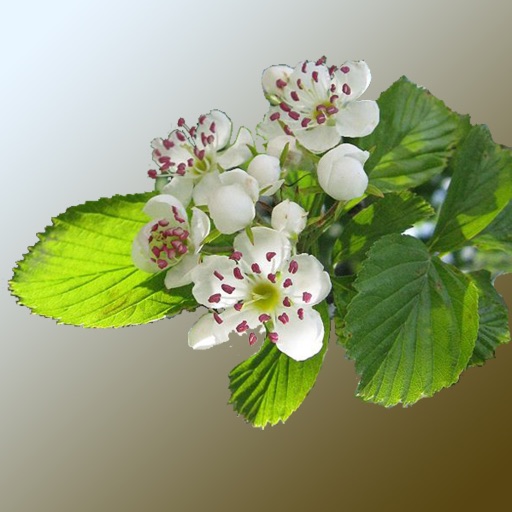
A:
[148,110,253,199]
[188,227,331,361]
[259,57,379,154]
[317,143,369,201]
[132,194,210,289]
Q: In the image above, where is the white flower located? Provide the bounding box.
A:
[150,109,253,192]
[271,200,308,238]
[247,154,283,195]
[259,57,379,154]
[132,194,210,289]
[317,143,369,201]
[188,227,331,361]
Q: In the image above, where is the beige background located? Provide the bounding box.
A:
[1,1,511,511]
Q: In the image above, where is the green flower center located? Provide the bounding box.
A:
[251,281,280,312]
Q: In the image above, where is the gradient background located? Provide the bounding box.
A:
[1,1,511,511]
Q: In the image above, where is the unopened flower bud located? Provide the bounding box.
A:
[317,143,369,201]
[248,154,281,190]
[271,200,308,237]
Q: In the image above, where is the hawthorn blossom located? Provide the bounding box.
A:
[188,227,331,361]
[259,57,379,154]
[132,194,210,289]
[317,143,369,201]
[148,110,253,195]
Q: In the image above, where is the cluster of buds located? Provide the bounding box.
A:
[134,57,379,361]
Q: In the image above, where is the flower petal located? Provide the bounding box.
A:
[262,64,294,102]
[317,143,369,201]
[256,111,286,142]
[212,305,262,342]
[217,127,254,169]
[334,60,372,101]
[219,168,260,203]
[131,221,158,273]
[206,110,232,150]
[275,307,324,361]
[208,184,256,234]
[188,313,225,350]
[162,177,194,207]
[143,194,188,224]
[284,254,331,305]
[190,207,211,250]
[164,253,198,289]
[335,100,380,138]
[192,170,222,206]
[191,255,250,308]
[247,154,281,190]
[271,200,308,237]
[294,124,341,154]
[234,226,292,275]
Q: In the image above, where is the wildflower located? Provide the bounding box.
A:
[149,109,253,193]
[132,194,210,289]
[259,58,379,153]
[188,227,331,361]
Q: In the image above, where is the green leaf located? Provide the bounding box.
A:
[332,276,357,345]
[344,234,479,407]
[353,77,461,192]
[281,168,318,211]
[228,302,330,428]
[10,193,197,327]
[333,191,434,262]
[473,201,512,253]
[430,126,512,253]
[468,270,511,367]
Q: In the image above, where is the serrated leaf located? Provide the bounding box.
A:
[332,276,357,345]
[228,302,330,428]
[468,270,511,366]
[473,201,512,253]
[10,193,197,327]
[430,126,512,253]
[353,77,461,192]
[344,234,479,407]
[333,191,434,262]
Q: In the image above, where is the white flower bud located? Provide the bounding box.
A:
[247,154,281,190]
[271,200,308,237]
[208,184,255,234]
[317,143,369,201]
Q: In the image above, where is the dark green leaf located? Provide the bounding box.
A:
[10,193,197,327]
[344,234,479,407]
[353,77,461,192]
[430,125,512,253]
[473,201,512,253]
[228,302,330,428]
[468,270,511,366]
[332,276,357,345]
[333,191,434,262]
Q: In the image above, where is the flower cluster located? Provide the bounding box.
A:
[133,57,379,361]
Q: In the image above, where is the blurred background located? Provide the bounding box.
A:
[1,1,511,510]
